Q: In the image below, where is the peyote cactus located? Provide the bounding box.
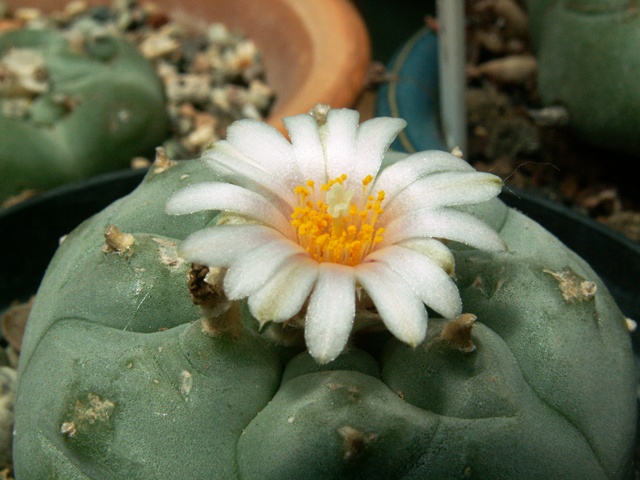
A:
[13,107,636,479]
[0,27,169,201]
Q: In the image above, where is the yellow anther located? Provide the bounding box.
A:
[316,234,329,246]
[290,175,386,266]
[374,228,385,243]
[294,186,310,197]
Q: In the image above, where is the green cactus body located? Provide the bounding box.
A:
[13,155,636,479]
[525,0,640,155]
[0,28,169,201]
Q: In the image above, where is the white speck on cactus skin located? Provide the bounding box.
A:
[166,105,506,364]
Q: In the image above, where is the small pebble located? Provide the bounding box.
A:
[0,367,16,467]
[13,7,42,22]
[138,31,180,59]
[0,48,49,95]
[166,74,212,104]
[468,54,537,85]
[90,5,114,23]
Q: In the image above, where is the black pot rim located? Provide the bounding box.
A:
[0,168,147,311]
[1,167,638,318]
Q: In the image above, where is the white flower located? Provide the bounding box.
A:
[166,106,506,364]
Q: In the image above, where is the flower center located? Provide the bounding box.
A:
[291,174,385,266]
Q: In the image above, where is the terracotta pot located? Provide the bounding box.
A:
[3,0,371,134]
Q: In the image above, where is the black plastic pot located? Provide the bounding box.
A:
[0,168,146,313]
[1,166,639,478]
[1,168,638,322]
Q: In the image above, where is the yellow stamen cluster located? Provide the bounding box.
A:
[291,174,385,266]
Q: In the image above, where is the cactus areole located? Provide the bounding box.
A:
[13,107,636,479]
[0,28,169,201]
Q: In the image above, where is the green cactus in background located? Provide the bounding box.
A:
[12,109,636,479]
[526,0,640,156]
[0,27,168,201]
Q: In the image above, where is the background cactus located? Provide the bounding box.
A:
[13,152,636,479]
[0,27,168,201]
[525,0,640,156]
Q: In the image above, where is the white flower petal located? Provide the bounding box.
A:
[397,238,455,275]
[224,239,307,300]
[167,106,510,366]
[382,209,507,252]
[226,119,299,185]
[178,225,281,266]
[166,182,292,236]
[305,263,356,364]
[355,261,428,347]
[373,150,475,207]
[248,255,318,324]
[203,141,296,208]
[382,171,503,221]
[353,117,407,185]
[283,113,326,182]
[366,246,462,318]
[203,140,266,179]
[323,108,359,186]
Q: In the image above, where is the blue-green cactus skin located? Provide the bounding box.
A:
[13,156,636,479]
[0,28,169,201]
